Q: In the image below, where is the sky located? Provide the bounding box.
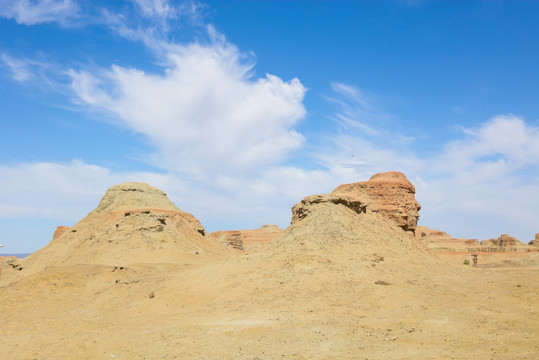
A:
[1,0,538,253]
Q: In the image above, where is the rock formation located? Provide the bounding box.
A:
[481,234,525,250]
[209,225,284,254]
[292,171,421,235]
[415,226,539,265]
[415,226,480,251]
[52,226,70,240]
[10,182,234,277]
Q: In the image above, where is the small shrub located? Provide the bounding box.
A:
[463,259,470,265]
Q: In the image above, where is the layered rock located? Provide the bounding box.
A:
[415,226,480,251]
[481,234,527,252]
[331,172,421,233]
[52,226,70,240]
[415,226,539,265]
[11,182,234,276]
[210,225,284,254]
[292,171,420,235]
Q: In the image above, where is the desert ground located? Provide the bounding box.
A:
[1,173,537,359]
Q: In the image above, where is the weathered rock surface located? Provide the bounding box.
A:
[52,226,70,240]
[4,182,234,279]
[292,171,420,234]
[210,225,284,254]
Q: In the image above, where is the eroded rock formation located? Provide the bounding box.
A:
[52,226,70,240]
[415,226,539,265]
[210,225,284,254]
[481,234,524,249]
[292,171,421,235]
[11,182,234,276]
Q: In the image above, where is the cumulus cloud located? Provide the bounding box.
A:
[69,35,306,177]
[416,115,539,241]
[0,0,78,25]
[0,160,192,221]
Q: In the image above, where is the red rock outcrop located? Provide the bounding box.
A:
[292,172,420,235]
[331,172,421,234]
[52,226,70,240]
[210,225,284,254]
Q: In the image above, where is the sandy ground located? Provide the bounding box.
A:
[1,204,538,359]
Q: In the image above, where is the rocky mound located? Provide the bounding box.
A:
[6,182,233,278]
[293,171,420,234]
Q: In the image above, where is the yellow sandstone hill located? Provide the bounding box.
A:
[2,182,234,282]
[0,173,537,359]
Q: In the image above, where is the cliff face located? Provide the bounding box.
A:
[292,171,420,235]
[331,172,421,234]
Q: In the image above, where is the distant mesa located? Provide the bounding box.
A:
[481,233,524,248]
[416,226,539,265]
[293,171,421,235]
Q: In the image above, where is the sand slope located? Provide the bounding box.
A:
[1,182,538,359]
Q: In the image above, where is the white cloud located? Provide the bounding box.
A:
[133,0,174,18]
[416,115,539,241]
[69,34,306,177]
[0,54,35,82]
[0,160,193,221]
[0,0,78,25]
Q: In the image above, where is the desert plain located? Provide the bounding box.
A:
[1,172,538,359]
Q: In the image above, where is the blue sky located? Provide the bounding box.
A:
[1,0,538,253]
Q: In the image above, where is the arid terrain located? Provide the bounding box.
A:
[1,172,538,359]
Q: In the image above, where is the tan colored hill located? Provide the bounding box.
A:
[1,182,234,283]
[0,174,538,359]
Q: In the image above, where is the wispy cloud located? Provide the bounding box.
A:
[0,0,78,25]
[1,54,35,82]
